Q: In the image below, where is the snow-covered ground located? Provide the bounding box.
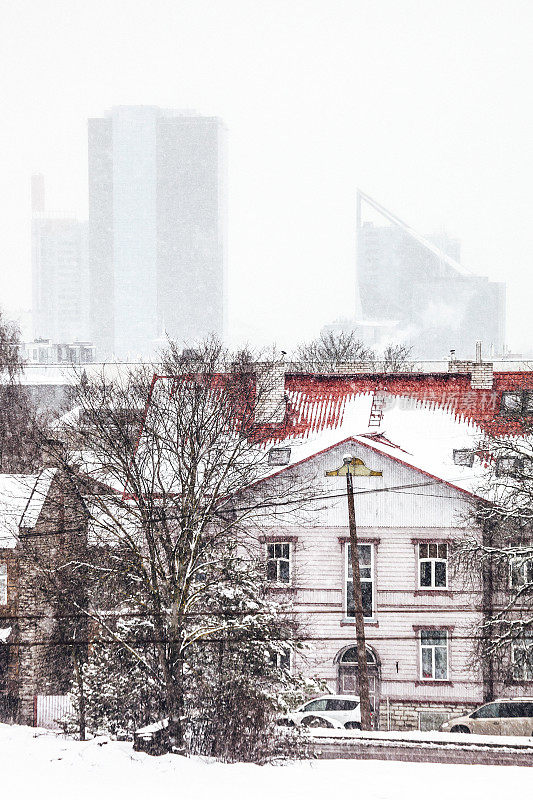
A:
[1,724,530,800]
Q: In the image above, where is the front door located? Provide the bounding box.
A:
[337,646,380,728]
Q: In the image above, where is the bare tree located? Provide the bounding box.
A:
[294,331,375,371]
[294,332,413,373]
[42,339,317,751]
[455,426,533,695]
[381,344,413,373]
[0,309,41,472]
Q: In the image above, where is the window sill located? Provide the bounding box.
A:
[340,618,379,627]
[411,537,451,544]
[415,680,453,687]
[266,585,296,593]
[414,589,452,597]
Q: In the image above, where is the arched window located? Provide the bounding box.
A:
[340,646,377,666]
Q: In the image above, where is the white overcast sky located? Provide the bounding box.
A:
[1,0,533,354]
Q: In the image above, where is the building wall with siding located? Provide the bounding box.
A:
[255,440,484,727]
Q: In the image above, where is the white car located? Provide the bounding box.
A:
[440,697,533,737]
[278,695,362,729]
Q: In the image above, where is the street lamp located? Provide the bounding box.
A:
[326,455,382,730]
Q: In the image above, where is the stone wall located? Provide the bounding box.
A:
[379,700,477,731]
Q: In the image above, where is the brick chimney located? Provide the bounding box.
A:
[470,342,493,389]
[254,361,286,424]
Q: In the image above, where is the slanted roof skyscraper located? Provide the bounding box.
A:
[356,191,506,359]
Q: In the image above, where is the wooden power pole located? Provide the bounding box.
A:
[326,454,382,731]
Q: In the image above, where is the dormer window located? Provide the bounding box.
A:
[453,449,474,467]
[268,447,291,466]
[495,457,528,477]
[500,391,533,417]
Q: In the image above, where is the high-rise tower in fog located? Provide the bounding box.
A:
[88,106,226,360]
[31,174,89,344]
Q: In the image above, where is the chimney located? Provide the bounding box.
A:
[254,362,286,424]
[470,341,493,390]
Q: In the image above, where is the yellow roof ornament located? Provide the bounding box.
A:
[325,456,382,477]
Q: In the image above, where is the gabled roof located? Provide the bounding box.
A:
[0,469,56,548]
[116,368,533,499]
[255,433,481,501]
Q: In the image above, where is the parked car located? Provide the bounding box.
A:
[277,695,361,729]
[440,698,533,737]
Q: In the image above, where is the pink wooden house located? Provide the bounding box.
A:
[244,362,531,731]
[255,426,484,731]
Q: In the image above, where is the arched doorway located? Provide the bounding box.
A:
[335,645,381,728]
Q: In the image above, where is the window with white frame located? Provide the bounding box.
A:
[512,639,533,681]
[272,646,291,673]
[346,543,374,619]
[266,542,291,584]
[0,564,7,605]
[420,630,448,680]
[418,543,448,589]
[510,553,533,590]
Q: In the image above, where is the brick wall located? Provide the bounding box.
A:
[0,549,20,721]
[15,472,87,724]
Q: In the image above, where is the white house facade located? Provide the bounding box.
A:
[253,430,485,732]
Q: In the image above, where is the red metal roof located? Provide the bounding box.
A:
[263,372,533,442]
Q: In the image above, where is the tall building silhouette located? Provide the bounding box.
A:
[31,175,89,344]
[356,191,506,359]
[88,106,226,360]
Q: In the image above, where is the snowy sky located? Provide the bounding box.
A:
[1,0,533,353]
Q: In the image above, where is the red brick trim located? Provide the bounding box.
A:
[337,536,381,544]
[412,624,455,632]
[411,537,453,545]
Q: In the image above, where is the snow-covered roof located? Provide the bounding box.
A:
[0,627,12,643]
[0,469,56,548]
[260,394,486,498]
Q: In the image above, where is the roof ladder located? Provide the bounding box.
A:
[368,390,387,428]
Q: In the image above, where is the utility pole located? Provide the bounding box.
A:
[346,466,372,730]
[326,454,382,731]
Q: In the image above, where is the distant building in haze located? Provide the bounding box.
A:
[31,175,90,345]
[355,191,506,359]
[88,105,226,360]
